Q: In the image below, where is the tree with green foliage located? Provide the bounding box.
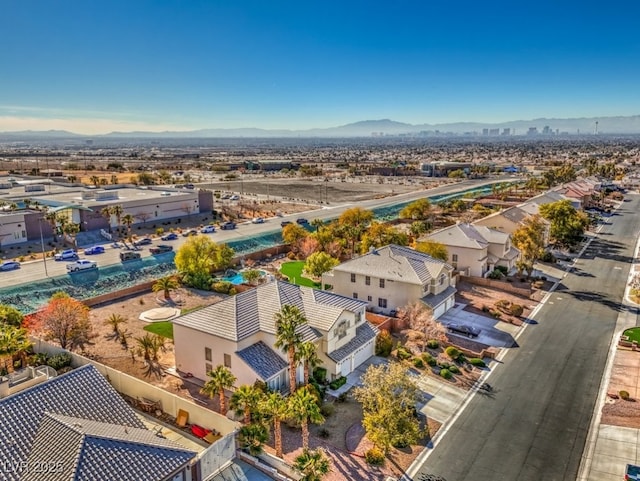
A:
[303,252,339,280]
[512,214,547,278]
[296,341,323,385]
[539,200,589,247]
[448,169,465,179]
[230,384,265,425]
[0,325,32,372]
[354,362,423,454]
[0,304,24,328]
[360,222,409,253]
[121,213,135,240]
[293,448,332,481]
[262,392,289,458]
[288,387,325,450]
[238,422,270,456]
[152,276,180,300]
[282,223,309,246]
[414,240,448,262]
[104,313,127,334]
[175,236,235,290]
[201,365,237,416]
[274,305,306,394]
[241,269,263,285]
[400,198,432,221]
[338,207,374,256]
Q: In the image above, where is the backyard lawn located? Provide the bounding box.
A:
[143,321,174,339]
[624,327,640,343]
[279,261,320,288]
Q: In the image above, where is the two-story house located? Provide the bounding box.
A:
[172,280,376,387]
[322,244,456,319]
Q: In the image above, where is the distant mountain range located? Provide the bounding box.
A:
[2,115,640,140]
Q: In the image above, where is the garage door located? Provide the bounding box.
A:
[353,339,374,369]
[340,360,351,377]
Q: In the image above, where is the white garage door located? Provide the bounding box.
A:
[353,339,374,369]
[340,360,351,377]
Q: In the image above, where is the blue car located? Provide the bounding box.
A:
[0,261,20,271]
[83,245,105,255]
[161,232,178,241]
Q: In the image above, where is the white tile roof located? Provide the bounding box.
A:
[329,244,452,285]
[426,223,489,249]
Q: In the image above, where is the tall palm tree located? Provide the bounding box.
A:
[152,276,179,300]
[110,204,124,237]
[293,448,331,481]
[121,213,135,241]
[62,222,80,247]
[200,365,236,416]
[89,175,100,187]
[230,384,264,425]
[44,210,60,241]
[288,387,324,450]
[296,341,322,385]
[262,392,289,458]
[274,305,306,394]
[104,313,127,334]
[0,326,32,372]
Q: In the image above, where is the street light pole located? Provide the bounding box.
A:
[39,218,48,277]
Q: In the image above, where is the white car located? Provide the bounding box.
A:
[229,194,240,200]
[54,249,78,261]
[252,217,264,224]
[200,225,216,233]
[66,259,98,272]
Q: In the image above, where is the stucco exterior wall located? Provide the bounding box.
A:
[473,215,519,234]
[447,245,487,277]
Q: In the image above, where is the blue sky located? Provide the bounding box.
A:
[1,0,639,133]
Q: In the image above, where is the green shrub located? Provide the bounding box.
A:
[28,353,49,367]
[495,265,508,275]
[412,357,424,368]
[313,366,327,383]
[438,361,451,370]
[320,403,335,417]
[509,303,524,317]
[440,368,453,379]
[491,310,502,319]
[445,346,461,359]
[375,329,394,357]
[318,428,330,439]
[421,353,437,366]
[211,280,235,295]
[468,358,486,368]
[540,251,556,263]
[495,299,510,310]
[481,305,490,313]
[329,376,347,390]
[365,447,385,466]
[487,269,503,279]
[155,227,164,235]
[337,392,348,403]
[449,365,460,374]
[396,346,412,361]
[47,353,72,370]
[426,339,439,349]
[620,390,631,401]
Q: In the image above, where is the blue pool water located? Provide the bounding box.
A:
[220,269,267,285]
[0,182,509,313]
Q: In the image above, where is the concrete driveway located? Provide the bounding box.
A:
[439,303,521,348]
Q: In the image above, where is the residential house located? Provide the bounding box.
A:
[425,223,520,277]
[322,244,456,319]
[173,280,377,387]
[0,364,196,481]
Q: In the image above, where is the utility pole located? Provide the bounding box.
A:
[39,218,48,277]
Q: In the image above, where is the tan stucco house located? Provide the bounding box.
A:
[322,244,456,319]
[172,281,376,389]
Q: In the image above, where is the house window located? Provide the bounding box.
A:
[365,276,371,286]
[335,320,348,340]
[452,254,458,262]
[355,312,362,323]
[350,273,356,283]
[367,295,372,302]
[224,354,231,368]
[353,292,358,299]
[439,274,446,285]
[378,298,387,309]
[205,363,212,374]
[204,347,212,362]
[379,279,385,288]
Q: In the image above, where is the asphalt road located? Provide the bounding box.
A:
[413,194,640,481]
[0,178,509,287]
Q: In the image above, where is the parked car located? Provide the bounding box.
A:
[150,245,173,255]
[66,259,98,272]
[447,323,481,338]
[83,245,105,255]
[161,232,178,241]
[220,222,236,230]
[252,217,264,224]
[54,249,78,261]
[281,221,292,227]
[200,225,216,233]
[229,195,240,201]
[182,229,198,237]
[0,261,20,271]
[120,251,142,262]
[133,237,152,246]
[296,218,309,225]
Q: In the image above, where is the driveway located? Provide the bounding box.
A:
[439,303,521,348]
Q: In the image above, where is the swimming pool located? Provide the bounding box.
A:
[220,269,267,285]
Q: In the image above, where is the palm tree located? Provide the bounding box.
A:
[110,204,124,237]
[44,210,60,240]
[230,384,264,424]
[0,326,32,372]
[150,335,166,361]
[238,423,269,456]
[293,448,331,481]
[104,314,127,334]
[296,341,322,385]
[288,387,324,450]
[121,213,135,241]
[262,392,289,458]
[62,222,80,247]
[200,365,236,416]
[89,175,100,187]
[134,334,154,361]
[152,276,179,300]
[274,305,306,394]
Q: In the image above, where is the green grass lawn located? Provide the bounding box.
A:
[279,261,320,288]
[624,327,640,343]
[143,321,174,339]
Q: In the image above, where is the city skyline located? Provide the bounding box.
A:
[2,0,639,134]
